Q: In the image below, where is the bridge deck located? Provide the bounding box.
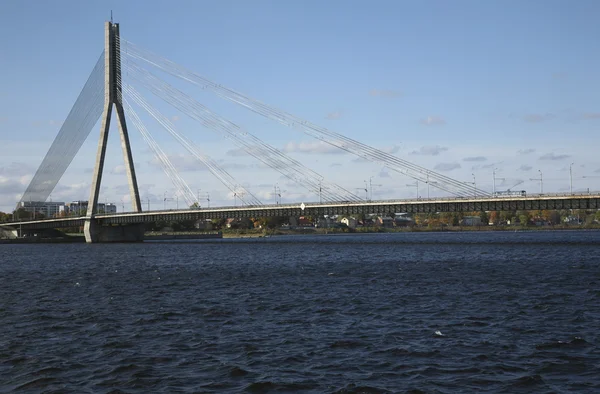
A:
[2,193,599,230]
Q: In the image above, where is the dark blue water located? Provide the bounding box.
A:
[1,231,599,393]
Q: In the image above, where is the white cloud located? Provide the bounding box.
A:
[517,148,535,155]
[522,113,554,123]
[434,162,461,172]
[539,152,570,161]
[582,112,600,119]
[420,116,446,126]
[463,156,487,162]
[326,111,343,120]
[282,141,345,155]
[149,154,206,172]
[379,169,391,178]
[410,145,448,156]
[110,165,126,175]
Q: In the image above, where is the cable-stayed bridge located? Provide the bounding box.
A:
[2,22,599,242]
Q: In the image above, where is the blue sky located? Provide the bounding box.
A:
[1,0,599,212]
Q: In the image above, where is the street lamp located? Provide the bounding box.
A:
[406,181,419,199]
[163,191,168,210]
[539,170,543,194]
[319,180,322,204]
[569,162,574,195]
[472,173,476,197]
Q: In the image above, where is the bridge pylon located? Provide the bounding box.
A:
[85,22,142,243]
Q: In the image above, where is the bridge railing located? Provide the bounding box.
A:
[3,191,600,225]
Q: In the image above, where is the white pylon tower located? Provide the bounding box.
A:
[86,21,142,219]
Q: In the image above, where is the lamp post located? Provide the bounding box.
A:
[472,173,476,197]
[493,168,497,195]
[163,191,167,210]
[406,181,419,199]
[197,189,201,207]
[206,192,210,208]
[569,162,574,195]
[319,180,322,203]
[539,170,543,194]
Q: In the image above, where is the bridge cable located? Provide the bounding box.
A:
[123,98,198,207]
[123,85,263,206]
[119,39,487,197]
[20,51,106,205]
[122,60,361,203]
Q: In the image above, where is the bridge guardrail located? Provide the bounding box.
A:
[3,191,599,225]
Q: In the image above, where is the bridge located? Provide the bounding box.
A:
[1,21,598,242]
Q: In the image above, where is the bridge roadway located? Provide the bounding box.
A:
[2,193,599,231]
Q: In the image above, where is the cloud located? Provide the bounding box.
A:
[594,168,600,173]
[582,112,600,119]
[420,116,446,126]
[221,163,249,171]
[0,162,35,177]
[463,156,487,162]
[282,141,345,155]
[410,145,448,156]
[471,162,497,170]
[539,152,570,161]
[226,148,249,157]
[384,144,401,154]
[518,164,532,171]
[110,165,126,175]
[379,169,391,178]
[434,162,461,172]
[325,111,343,120]
[369,89,400,98]
[149,154,205,172]
[330,163,342,167]
[522,113,554,123]
[517,148,535,155]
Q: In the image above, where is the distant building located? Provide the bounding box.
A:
[341,217,357,228]
[461,216,482,226]
[376,216,395,228]
[16,201,65,218]
[63,201,117,215]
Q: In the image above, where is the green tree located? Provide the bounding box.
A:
[519,214,530,227]
[479,211,489,225]
[13,208,31,220]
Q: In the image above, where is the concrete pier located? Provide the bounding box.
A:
[84,220,145,243]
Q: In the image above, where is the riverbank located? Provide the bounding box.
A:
[219,224,600,238]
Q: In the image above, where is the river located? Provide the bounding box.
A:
[1,230,599,392]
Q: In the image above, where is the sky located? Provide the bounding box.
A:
[1,0,599,213]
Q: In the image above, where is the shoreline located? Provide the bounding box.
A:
[2,226,598,243]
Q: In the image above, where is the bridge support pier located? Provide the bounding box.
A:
[84,219,145,243]
[0,226,18,239]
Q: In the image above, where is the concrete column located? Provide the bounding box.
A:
[84,21,142,243]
